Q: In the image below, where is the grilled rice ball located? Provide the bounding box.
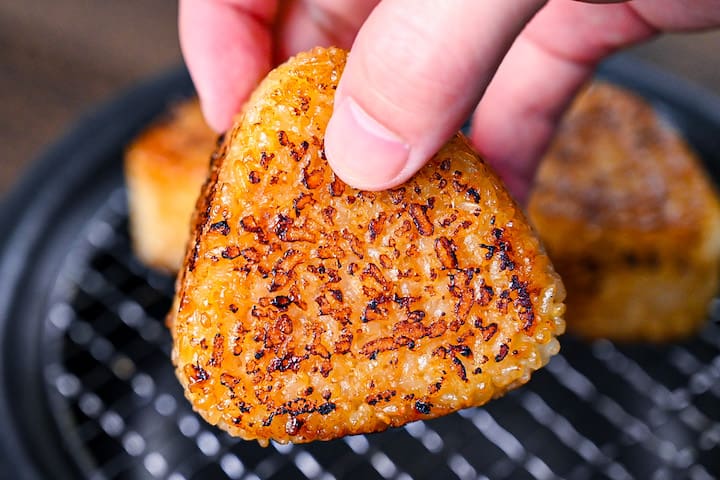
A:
[169,47,566,445]
[125,98,217,272]
[528,82,720,342]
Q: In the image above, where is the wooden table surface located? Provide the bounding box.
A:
[2,1,720,196]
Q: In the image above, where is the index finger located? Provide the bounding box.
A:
[179,0,277,131]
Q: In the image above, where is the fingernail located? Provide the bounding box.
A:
[325,95,409,190]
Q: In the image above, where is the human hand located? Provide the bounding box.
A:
[180,0,720,202]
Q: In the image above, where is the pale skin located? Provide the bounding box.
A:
[180,0,720,203]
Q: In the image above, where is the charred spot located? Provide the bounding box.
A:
[448,271,474,325]
[440,214,457,227]
[379,254,393,269]
[389,187,406,205]
[321,206,336,226]
[188,242,200,272]
[299,96,311,112]
[249,171,261,184]
[327,268,341,283]
[474,319,498,342]
[438,178,448,189]
[330,289,343,302]
[273,214,316,242]
[278,130,290,146]
[334,330,353,354]
[237,401,251,413]
[185,363,210,384]
[362,263,390,291]
[415,400,432,415]
[433,346,468,381]
[407,310,426,322]
[435,236,459,269]
[409,203,434,236]
[208,333,224,367]
[396,336,415,350]
[466,188,480,203]
[229,304,239,313]
[428,321,448,338]
[427,197,436,209]
[394,320,426,340]
[428,381,443,395]
[209,220,230,235]
[220,373,239,396]
[368,212,387,240]
[452,179,467,193]
[320,360,332,378]
[362,296,390,323]
[240,215,262,233]
[510,275,536,332]
[366,390,397,406]
[254,351,264,360]
[455,344,472,357]
[440,159,451,171]
[276,314,293,334]
[497,296,510,314]
[260,151,275,169]
[302,165,324,189]
[452,355,468,382]
[240,247,261,263]
[222,245,241,259]
[498,251,516,271]
[329,174,345,196]
[271,295,293,310]
[318,402,336,415]
[361,336,396,358]
[262,413,276,427]
[477,284,494,306]
[393,294,415,309]
[473,367,482,375]
[273,214,293,237]
[495,343,509,362]
[267,353,306,373]
[293,192,315,215]
[317,244,344,259]
[479,243,496,260]
[492,227,503,240]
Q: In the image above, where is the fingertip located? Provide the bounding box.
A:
[179,0,273,132]
[325,93,411,191]
[326,0,544,190]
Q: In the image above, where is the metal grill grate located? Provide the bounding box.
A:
[42,187,720,480]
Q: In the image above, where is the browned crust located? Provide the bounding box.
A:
[529,82,720,341]
[170,47,565,444]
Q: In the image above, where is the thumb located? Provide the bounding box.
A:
[325,0,546,191]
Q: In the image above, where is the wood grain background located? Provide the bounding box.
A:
[2,1,720,195]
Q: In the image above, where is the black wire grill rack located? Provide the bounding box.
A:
[40,187,720,480]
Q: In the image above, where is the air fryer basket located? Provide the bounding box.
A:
[1,57,719,480]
